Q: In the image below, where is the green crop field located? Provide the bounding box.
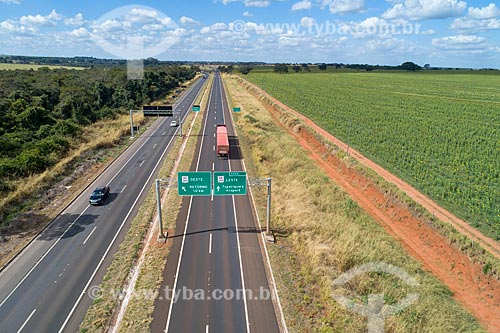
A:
[245,71,500,238]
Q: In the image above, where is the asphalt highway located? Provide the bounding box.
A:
[0,76,206,332]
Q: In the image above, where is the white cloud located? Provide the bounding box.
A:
[97,19,122,32]
[159,16,177,28]
[180,16,200,26]
[451,16,500,31]
[0,19,36,34]
[300,16,316,28]
[0,20,17,32]
[128,8,158,19]
[467,3,500,19]
[365,37,416,54]
[329,0,365,15]
[201,22,228,34]
[142,23,165,31]
[244,0,270,7]
[0,0,21,3]
[432,34,488,50]
[71,27,89,37]
[243,11,253,17]
[20,9,62,27]
[383,0,466,20]
[292,0,312,11]
[65,13,85,26]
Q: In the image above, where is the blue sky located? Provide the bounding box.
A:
[0,0,499,68]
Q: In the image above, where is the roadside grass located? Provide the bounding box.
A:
[79,75,213,332]
[0,111,146,213]
[0,112,151,266]
[224,74,485,333]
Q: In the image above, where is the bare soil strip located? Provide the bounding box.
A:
[237,77,500,332]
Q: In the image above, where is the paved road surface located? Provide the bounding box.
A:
[0,77,206,333]
[151,73,282,333]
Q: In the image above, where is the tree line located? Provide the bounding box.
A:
[0,65,198,190]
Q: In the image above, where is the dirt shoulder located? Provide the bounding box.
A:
[236,75,500,332]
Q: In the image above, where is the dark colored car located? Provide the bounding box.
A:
[89,186,110,205]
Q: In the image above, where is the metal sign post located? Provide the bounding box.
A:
[248,177,273,239]
[155,178,177,241]
[129,109,142,138]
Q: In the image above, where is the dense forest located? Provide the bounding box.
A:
[0,65,198,192]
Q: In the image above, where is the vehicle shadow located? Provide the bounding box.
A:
[167,226,262,239]
[38,213,99,241]
[228,136,242,160]
[101,192,118,206]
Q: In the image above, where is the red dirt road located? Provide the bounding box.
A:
[238,78,500,332]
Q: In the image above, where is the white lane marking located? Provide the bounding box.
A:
[153,143,157,149]
[208,233,212,254]
[218,76,226,125]
[227,160,250,333]
[166,75,213,333]
[226,77,288,332]
[59,86,197,332]
[232,195,250,333]
[163,132,166,136]
[82,226,97,246]
[206,324,209,333]
[165,198,193,333]
[17,309,36,333]
[121,185,127,193]
[139,160,145,167]
[0,207,88,309]
[212,162,215,171]
[221,75,249,332]
[214,133,216,138]
[209,233,212,254]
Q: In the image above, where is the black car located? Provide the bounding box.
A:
[89,186,110,205]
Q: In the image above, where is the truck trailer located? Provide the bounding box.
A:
[216,124,229,157]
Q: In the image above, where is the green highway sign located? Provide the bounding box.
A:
[178,171,212,196]
[213,171,247,196]
[192,105,201,112]
[232,107,241,113]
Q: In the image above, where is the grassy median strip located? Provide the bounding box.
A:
[223,74,484,332]
[79,75,212,332]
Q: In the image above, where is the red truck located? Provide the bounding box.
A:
[216,124,229,157]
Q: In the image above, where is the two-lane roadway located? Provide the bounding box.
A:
[0,76,206,332]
